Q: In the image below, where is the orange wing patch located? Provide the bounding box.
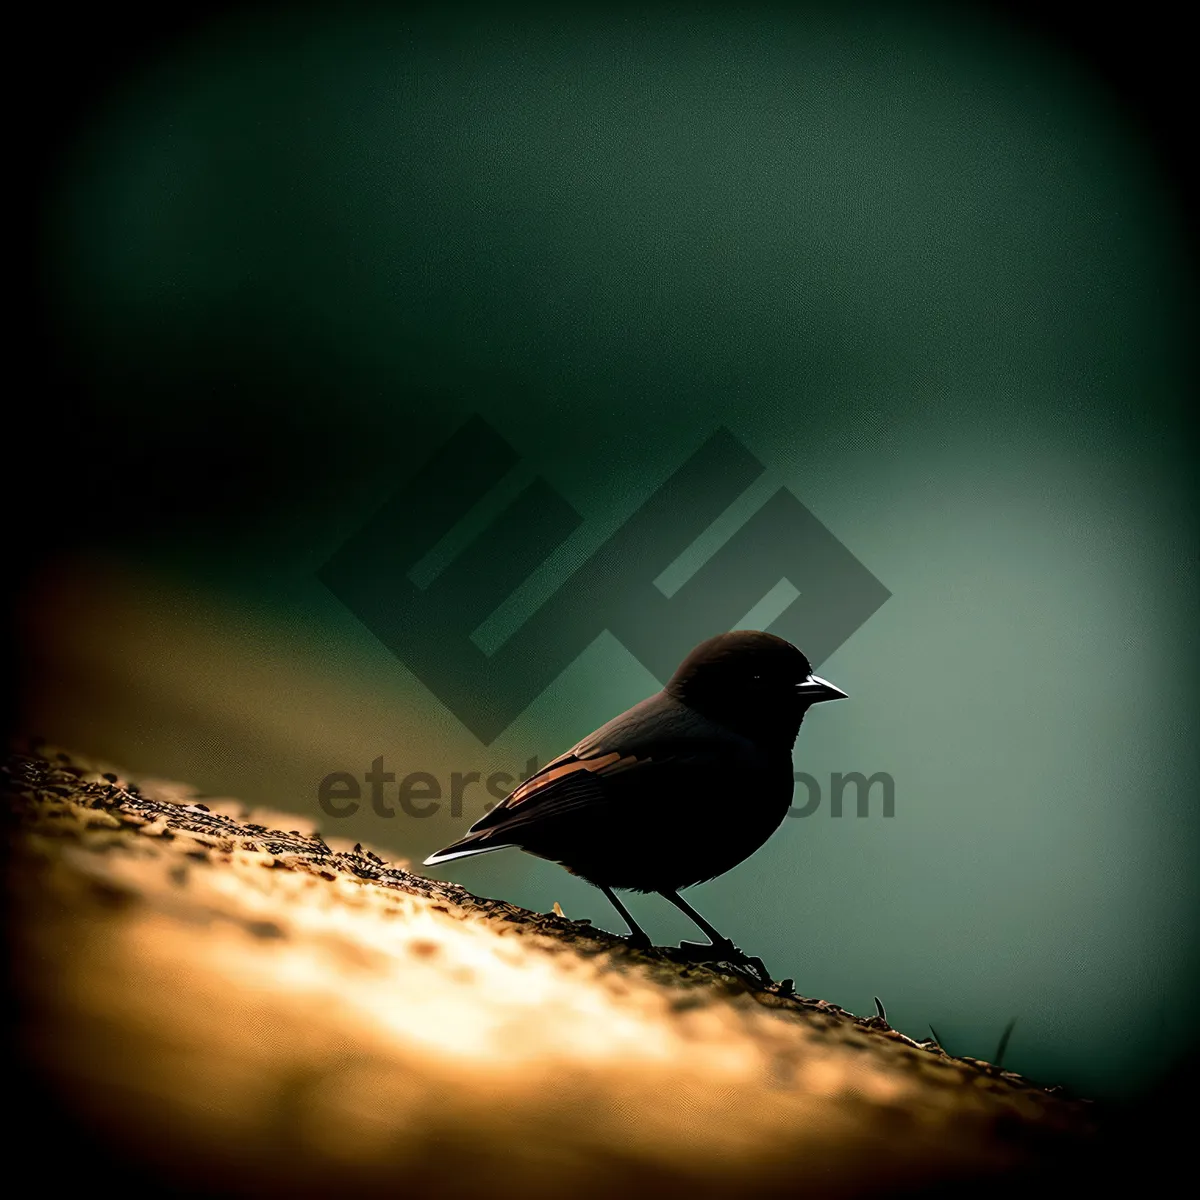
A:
[506,752,641,808]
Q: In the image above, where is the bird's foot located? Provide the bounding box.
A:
[675,939,772,986]
[623,931,652,950]
[676,936,738,959]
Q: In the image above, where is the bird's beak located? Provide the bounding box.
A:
[795,674,848,703]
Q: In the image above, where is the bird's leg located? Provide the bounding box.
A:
[658,888,736,953]
[599,885,651,949]
[659,889,771,984]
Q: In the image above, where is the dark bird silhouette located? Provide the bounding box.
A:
[424,630,846,979]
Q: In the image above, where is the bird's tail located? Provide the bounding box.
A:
[422,832,510,866]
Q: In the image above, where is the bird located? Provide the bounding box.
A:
[423,630,846,979]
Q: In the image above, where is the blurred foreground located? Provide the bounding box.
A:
[6,747,1106,1198]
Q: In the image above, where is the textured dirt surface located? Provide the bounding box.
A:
[5,746,1098,1197]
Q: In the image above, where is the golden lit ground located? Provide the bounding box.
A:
[7,747,1096,1198]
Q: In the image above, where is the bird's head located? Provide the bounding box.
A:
[664,630,846,747]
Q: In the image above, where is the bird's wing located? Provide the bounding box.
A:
[466,692,751,839]
[464,750,634,836]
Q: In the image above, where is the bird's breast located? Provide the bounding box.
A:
[545,759,795,893]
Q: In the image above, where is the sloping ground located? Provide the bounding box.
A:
[5,748,1097,1197]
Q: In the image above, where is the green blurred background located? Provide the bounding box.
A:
[24,1,1195,1100]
